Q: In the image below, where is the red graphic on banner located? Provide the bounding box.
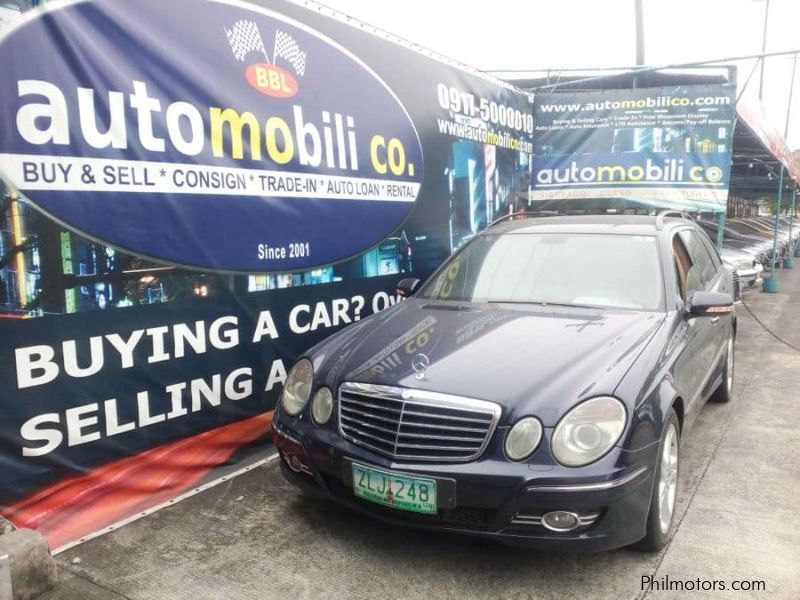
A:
[2,412,273,551]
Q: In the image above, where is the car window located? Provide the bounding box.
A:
[672,234,698,301]
[695,227,722,269]
[678,229,717,287]
[419,232,663,310]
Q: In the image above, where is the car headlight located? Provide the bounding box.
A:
[504,417,543,461]
[551,397,626,467]
[280,358,313,416]
[311,386,334,425]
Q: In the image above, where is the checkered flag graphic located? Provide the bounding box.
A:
[225,20,269,62]
[273,30,307,76]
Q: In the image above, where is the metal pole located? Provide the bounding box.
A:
[758,0,770,100]
[716,212,726,253]
[635,0,645,66]
[789,183,798,262]
[763,163,786,291]
[530,48,800,92]
[763,51,797,292]
[736,57,763,105]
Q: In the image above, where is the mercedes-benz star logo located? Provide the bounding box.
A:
[411,353,430,379]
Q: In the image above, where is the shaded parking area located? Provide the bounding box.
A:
[41,271,800,600]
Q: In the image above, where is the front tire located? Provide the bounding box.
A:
[634,409,680,552]
[710,332,735,403]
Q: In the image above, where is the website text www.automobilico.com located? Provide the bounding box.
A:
[436,118,533,152]
[538,93,731,113]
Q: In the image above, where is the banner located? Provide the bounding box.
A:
[0,0,532,547]
[531,85,736,211]
[737,97,800,182]
[0,0,427,272]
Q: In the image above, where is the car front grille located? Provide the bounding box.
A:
[338,383,501,462]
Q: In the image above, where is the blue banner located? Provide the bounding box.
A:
[0,0,425,272]
[0,0,533,543]
[532,86,735,211]
[0,275,401,502]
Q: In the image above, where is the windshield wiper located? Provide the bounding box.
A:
[486,299,599,309]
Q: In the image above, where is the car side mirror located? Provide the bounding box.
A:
[396,277,421,298]
[688,291,734,317]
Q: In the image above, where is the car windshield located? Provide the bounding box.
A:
[419,232,663,310]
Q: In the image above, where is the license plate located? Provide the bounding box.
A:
[351,462,437,515]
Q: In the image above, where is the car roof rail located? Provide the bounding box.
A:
[655,210,694,230]
[487,210,561,228]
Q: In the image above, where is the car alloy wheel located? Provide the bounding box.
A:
[634,408,680,552]
[657,423,679,535]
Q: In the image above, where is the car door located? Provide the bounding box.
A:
[677,228,725,410]
[696,225,734,372]
[670,232,705,411]
[696,227,733,301]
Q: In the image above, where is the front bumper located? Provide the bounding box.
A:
[273,416,656,552]
[736,265,763,289]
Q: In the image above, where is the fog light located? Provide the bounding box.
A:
[542,511,580,532]
[287,455,305,473]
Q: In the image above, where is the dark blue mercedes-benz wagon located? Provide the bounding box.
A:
[272,212,735,552]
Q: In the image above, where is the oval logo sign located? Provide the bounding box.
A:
[245,63,298,98]
[0,0,424,272]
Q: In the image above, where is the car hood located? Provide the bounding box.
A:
[721,248,758,266]
[314,299,665,425]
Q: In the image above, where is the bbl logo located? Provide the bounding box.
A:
[225,20,306,98]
